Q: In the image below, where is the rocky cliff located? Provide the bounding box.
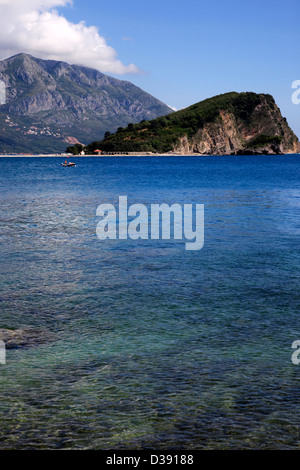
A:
[90,92,299,155]
[0,53,172,153]
[174,94,299,155]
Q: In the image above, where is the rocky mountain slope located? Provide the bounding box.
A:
[0,53,172,153]
[85,92,299,155]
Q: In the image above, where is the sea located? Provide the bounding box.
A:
[0,154,300,450]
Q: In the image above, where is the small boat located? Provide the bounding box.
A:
[61,161,76,167]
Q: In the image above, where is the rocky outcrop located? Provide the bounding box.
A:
[95,92,299,155]
[0,328,55,349]
[174,95,299,155]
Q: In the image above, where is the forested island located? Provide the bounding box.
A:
[67,92,299,156]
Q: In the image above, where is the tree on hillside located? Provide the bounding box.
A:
[66,143,84,155]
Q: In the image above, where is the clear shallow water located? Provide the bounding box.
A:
[0,155,300,449]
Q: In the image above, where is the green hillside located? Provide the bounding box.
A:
[80,91,299,155]
[83,92,265,153]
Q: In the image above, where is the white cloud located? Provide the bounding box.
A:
[0,0,140,74]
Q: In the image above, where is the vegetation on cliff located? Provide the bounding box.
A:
[76,92,299,156]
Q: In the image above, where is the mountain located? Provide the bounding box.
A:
[0,53,172,153]
[84,92,300,155]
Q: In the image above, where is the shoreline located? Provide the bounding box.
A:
[0,152,299,158]
[0,153,208,158]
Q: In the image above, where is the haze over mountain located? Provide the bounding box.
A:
[0,53,172,153]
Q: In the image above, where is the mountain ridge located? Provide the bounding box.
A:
[0,53,172,153]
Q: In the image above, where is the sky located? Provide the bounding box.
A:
[0,0,299,137]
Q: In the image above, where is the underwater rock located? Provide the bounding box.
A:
[0,328,55,349]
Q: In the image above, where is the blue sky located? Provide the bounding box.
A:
[59,0,300,137]
[0,0,299,137]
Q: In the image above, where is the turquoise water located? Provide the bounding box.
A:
[0,155,300,449]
